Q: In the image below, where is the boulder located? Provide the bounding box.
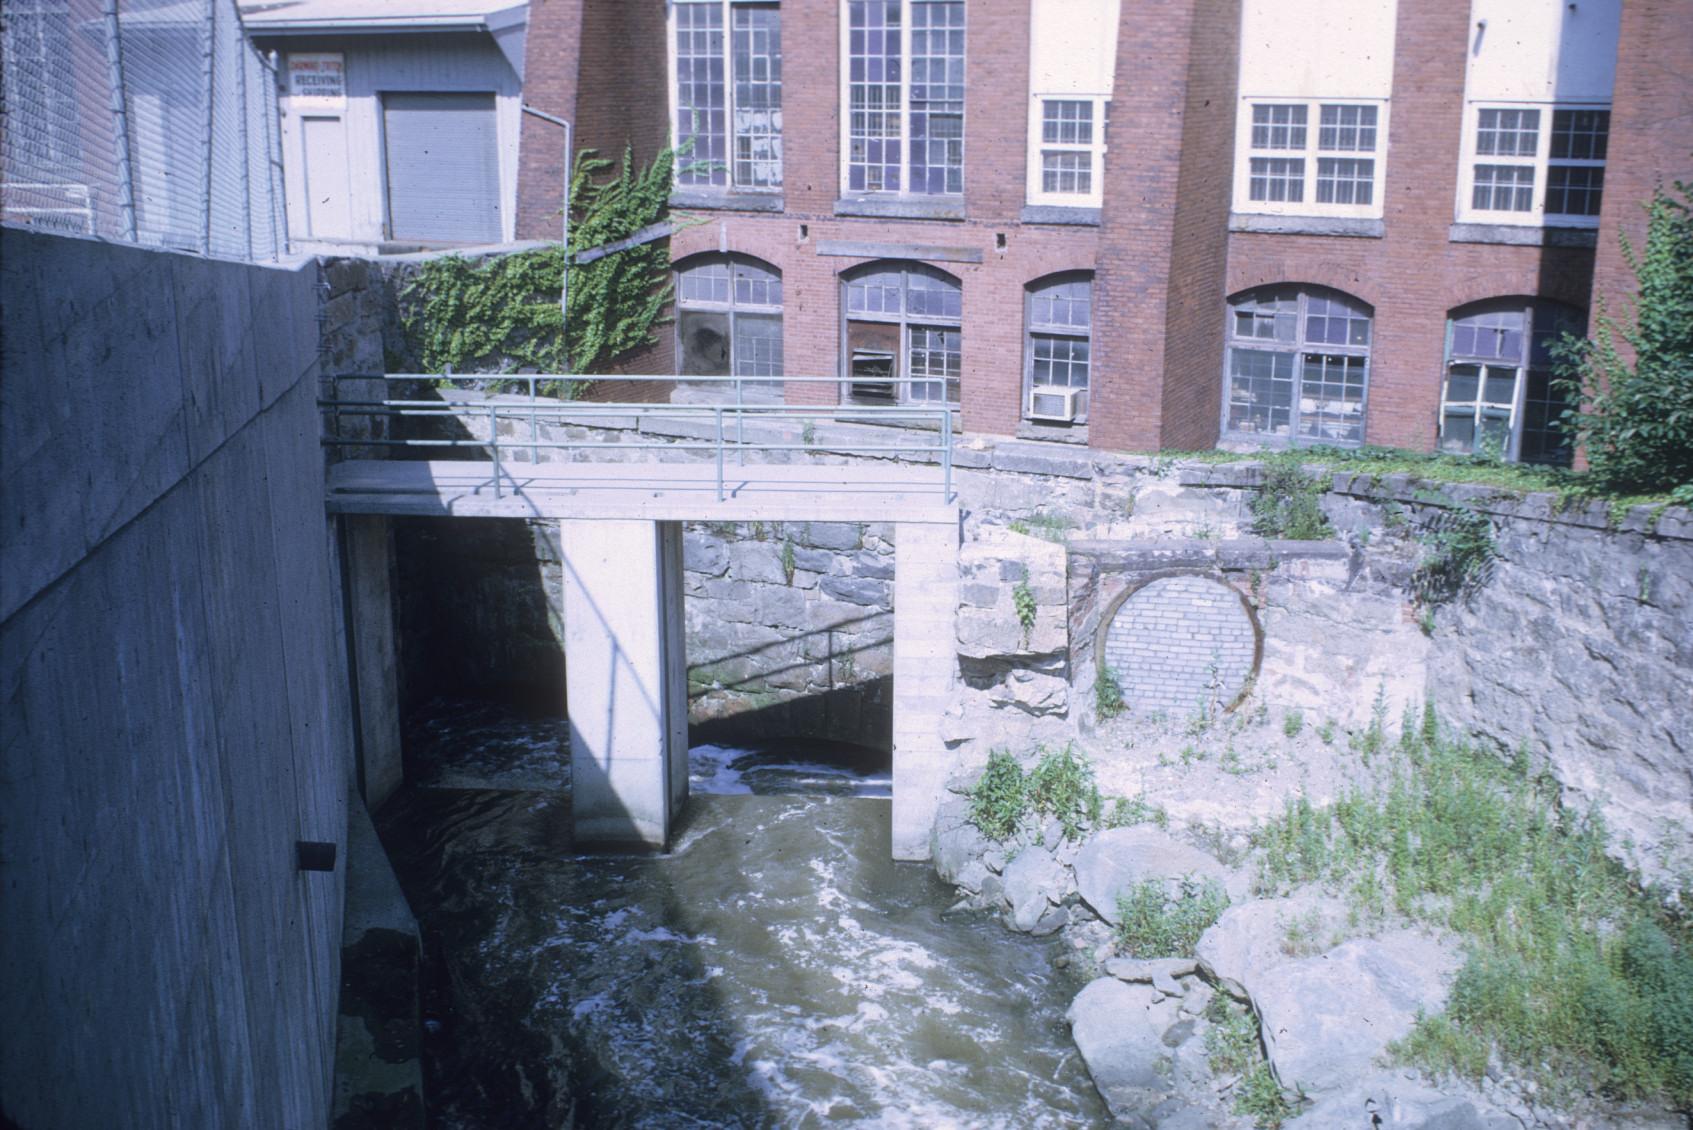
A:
[1067,978,1177,1120]
[1000,844,1068,932]
[1284,1077,1517,1130]
[1195,894,1348,1000]
[986,668,1070,715]
[1253,930,1459,1097]
[929,795,991,889]
[1104,956,1196,998]
[1074,827,1246,924]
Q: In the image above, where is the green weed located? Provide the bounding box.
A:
[1027,743,1102,842]
[1095,665,1127,720]
[1282,709,1303,738]
[1249,464,1332,540]
[967,750,1026,842]
[1114,877,1230,958]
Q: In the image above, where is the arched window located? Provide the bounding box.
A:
[675,254,783,377]
[841,262,961,404]
[1440,299,1583,465]
[1223,285,1372,446]
[1025,273,1092,423]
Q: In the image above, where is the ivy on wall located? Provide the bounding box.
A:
[399,146,677,390]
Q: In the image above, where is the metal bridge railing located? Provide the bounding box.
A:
[320,374,957,503]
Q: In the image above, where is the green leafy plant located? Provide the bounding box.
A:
[1282,709,1303,738]
[1008,511,1074,543]
[967,750,1027,841]
[1554,181,1693,497]
[1105,794,1169,830]
[1114,877,1230,957]
[1250,464,1333,540]
[1026,743,1102,841]
[1095,664,1127,720]
[399,146,676,383]
[1012,570,1037,646]
[781,538,796,586]
[1412,506,1496,605]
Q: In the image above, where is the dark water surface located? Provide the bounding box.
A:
[381,701,1108,1129]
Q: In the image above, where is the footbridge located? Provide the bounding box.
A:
[324,376,960,858]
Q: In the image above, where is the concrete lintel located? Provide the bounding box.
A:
[1229,213,1386,239]
[816,239,984,264]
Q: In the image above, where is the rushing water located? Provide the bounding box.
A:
[381,700,1109,1129]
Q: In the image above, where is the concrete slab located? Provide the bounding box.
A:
[326,459,960,525]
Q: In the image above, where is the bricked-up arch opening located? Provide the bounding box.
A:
[1439,297,1585,465]
[1096,573,1262,718]
[840,261,962,407]
[1221,284,1373,448]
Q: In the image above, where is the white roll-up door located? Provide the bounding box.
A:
[382,91,501,244]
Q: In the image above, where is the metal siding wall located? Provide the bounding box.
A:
[382,91,501,242]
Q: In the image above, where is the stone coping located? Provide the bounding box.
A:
[400,389,1693,541]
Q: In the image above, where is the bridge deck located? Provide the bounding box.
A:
[325,459,959,524]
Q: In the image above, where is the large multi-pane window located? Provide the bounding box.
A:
[1439,300,1581,465]
[1460,106,1610,223]
[1235,100,1388,216]
[672,0,782,191]
[843,0,965,196]
[842,262,961,404]
[1222,286,1373,446]
[1024,274,1091,421]
[676,255,783,377]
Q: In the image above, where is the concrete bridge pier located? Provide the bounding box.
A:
[561,519,689,850]
[891,522,960,860]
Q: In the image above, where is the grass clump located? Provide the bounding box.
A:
[1114,877,1230,958]
[1251,707,1693,1108]
[1205,996,1301,1128]
[1281,709,1303,738]
[1105,793,1169,830]
[967,750,1026,841]
[1095,665,1126,720]
[1008,511,1074,543]
[1027,743,1102,842]
[1249,464,1332,540]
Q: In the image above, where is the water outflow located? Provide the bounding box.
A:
[382,701,1108,1128]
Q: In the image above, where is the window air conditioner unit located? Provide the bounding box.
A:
[849,349,898,401]
[1028,385,1087,422]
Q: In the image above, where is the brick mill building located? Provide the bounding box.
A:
[512,0,1691,462]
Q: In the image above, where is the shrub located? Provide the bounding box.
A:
[967,750,1026,841]
[1250,463,1332,540]
[1012,571,1037,645]
[1412,506,1496,604]
[1114,877,1229,957]
[1555,181,1693,496]
[1027,743,1103,842]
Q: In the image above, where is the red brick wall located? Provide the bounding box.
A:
[515,0,584,241]
[1088,0,1204,452]
[1589,0,1693,351]
[1222,0,1595,453]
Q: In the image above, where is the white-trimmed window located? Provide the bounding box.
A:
[670,0,782,191]
[1234,100,1388,217]
[676,255,783,377]
[1025,0,1118,211]
[841,0,966,197]
[1439,300,1581,465]
[1457,105,1609,225]
[842,261,961,404]
[1024,273,1092,422]
[1222,286,1372,447]
[1026,97,1110,206]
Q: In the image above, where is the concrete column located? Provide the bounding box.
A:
[562,519,688,849]
[344,516,403,808]
[891,521,960,860]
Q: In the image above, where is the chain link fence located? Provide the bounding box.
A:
[2,0,286,260]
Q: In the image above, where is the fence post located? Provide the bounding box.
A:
[101,0,137,241]
[198,0,216,254]
[237,21,253,261]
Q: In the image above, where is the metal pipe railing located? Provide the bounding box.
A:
[319,375,958,503]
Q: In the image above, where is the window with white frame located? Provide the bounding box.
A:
[842,0,965,196]
[842,262,961,404]
[676,255,783,377]
[1234,100,1388,216]
[1439,300,1581,465]
[1458,105,1610,224]
[1025,0,1118,210]
[672,0,782,191]
[1025,274,1092,422]
[1222,286,1372,446]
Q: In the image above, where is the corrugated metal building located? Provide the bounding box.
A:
[241,0,527,252]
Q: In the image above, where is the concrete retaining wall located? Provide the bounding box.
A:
[0,230,352,1129]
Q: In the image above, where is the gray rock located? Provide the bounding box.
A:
[986,669,1069,715]
[1284,1078,1518,1130]
[1254,930,1459,1096]
[1067,978,1177,1119]
[1195,895,1348,1000]
[797,522,862,551]
[819,575,889,606]
[1001,845,1068,932]
[1031,905,1068,936]
[1074,827,1243,924]
[682,533,728,576]
[929,796,990,888]
[1105,956,1196,997]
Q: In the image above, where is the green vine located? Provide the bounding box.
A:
[399,146,677,391]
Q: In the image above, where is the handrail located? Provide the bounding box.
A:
[319,374,957,504]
